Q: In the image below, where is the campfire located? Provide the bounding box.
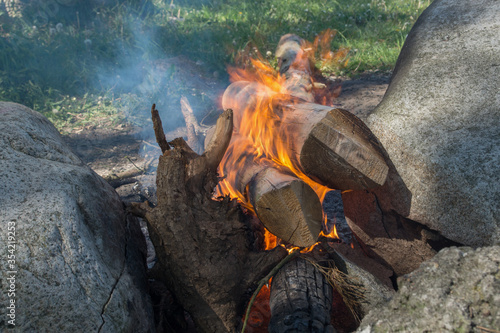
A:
[216,32,388,248]
[131,32,394,333]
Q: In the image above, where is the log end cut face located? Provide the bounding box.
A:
[251,170,323,247]
[301,108,389,191]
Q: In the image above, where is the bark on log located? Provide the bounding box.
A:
[222,82,389,191]
[135,108,288,333]
[269,257,335,333]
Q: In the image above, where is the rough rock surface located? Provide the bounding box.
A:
[356,246,500,333]
[363,0,500,246]
[0,102,154,332]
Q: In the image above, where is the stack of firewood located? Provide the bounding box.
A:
[219,34,389,247]
[132,33,396,333]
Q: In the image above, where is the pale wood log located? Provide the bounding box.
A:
[275,34,314,101]
[202,108,233,172]
[226,152,323,247]
[180,96,204,154]
[248,165,323,247]
[276,33,337,104]
[280,102,389,190]
[222,82,389,190]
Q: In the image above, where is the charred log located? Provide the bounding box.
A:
[269,257,335,333]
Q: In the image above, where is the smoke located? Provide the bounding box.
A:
[19,0,225,144]
[68,1,226,157]
[93,8,226,149]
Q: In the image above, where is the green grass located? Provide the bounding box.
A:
[155,0,430,74]
[0,0,431,131]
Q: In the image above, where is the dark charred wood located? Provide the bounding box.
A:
[269,257,335,333]
[149,279,188,333]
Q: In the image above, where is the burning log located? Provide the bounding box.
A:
[248,164,323,247]
[222,82,389,191]
[217,167,324,247]
[281,102,389,190]
[220,149,323,247]
[275,33,389,190]
[131,107,288,333]
[269,257,334,333]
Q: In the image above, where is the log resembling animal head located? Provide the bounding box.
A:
[276,34,308,74]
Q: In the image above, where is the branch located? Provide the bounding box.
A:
[151,104,170,153]
[203,109,233,171]
[241,249,299,333]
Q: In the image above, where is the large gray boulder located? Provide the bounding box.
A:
[352,0,500,247]
[0,102,154,331]
[356,246,500,332]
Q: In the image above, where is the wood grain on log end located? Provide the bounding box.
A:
[249,168,323,247]
[300,108,389,190]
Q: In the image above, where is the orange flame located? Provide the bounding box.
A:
[312,29,350,69]
[217,32,347,249]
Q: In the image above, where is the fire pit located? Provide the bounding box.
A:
[128,32,397,333]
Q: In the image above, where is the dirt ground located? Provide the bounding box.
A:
[63,69,390,180]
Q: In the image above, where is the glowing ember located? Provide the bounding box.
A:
[216,31,349,248]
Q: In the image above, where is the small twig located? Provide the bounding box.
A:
[151,104,170,153]
[478,326,500,333]
[126,156,145,173]
[241,249,299,333]
[104,156,157,188]
[142,140,162,150]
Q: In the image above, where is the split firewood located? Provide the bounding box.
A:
[180,95,204,154]
[248,163,323,247]
[131,107,288,333]
[222,81,389,191]
[275,34,389,189]
[221,145,323,247]
[280,102,389,190]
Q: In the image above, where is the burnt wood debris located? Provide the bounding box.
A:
[129,34,402,333]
